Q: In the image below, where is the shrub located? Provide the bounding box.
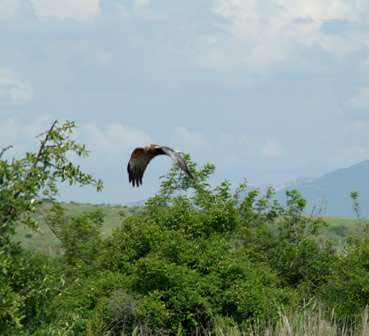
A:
[94,160,295,333]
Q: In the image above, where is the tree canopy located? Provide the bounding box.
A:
[1,121,369,335]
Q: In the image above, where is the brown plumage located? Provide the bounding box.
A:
[127,144,194,187]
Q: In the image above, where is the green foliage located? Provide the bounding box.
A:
[14,203,144,255]
[268,190,335,291]
[45,202,103,265]
[0,245,69,335]
[2,122,369,334]
[14,203,363,254]
[93,160,298,334]
[0,120,103,333]
[87,159,369,334]
[318,191,369,317]
[0,120,102,246]
[320,235,369,318]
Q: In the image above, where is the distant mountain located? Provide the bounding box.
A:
[271,176,316,191]
[274,159,369,218]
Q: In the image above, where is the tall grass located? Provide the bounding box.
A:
[115,306,369,336]
[249,305,368,336]
[250,305,369,336]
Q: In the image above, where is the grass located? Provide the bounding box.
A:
[173,306,369,335]
[246,306,368,336]
[12,203,369,335]
[322,216,365,242]
[14,202,366,255]
[14,202,145,255]
[87,306,369,335]
[263,305,369,336]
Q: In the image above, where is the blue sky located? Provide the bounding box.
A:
[1,0,369,204]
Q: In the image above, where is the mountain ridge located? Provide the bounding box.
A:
[274,159,369,218]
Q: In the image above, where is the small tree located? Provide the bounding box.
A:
[95,159,295,333]
[0,120,103,332]
[46,202,104,265]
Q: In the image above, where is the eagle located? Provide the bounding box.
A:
[127,144,194,187]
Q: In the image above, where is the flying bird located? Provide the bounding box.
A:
[127,144,194,187]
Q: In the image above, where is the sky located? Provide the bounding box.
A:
[1,0,369,205]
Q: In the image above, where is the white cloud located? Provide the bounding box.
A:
[0,0,20,19]
[329,145,369,168]
[82,123,152,161]
[0,118,20,146]
[276,0,356,21]
[219,133,287,160]
[116,0,164,20]
[134,0,150,9]
[260,137,287,158]
[169,126,209,154]
[346,87,369,109]
[351,120,369,130]
[0,116,54,156]
[219,133,249,146]
[0,68,32,104]
[216,133,254,168]
[196,0,364,68]
[87,53,112,66]
[32,0,101,24]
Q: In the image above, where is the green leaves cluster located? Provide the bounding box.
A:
[46,203,104,265]
[73,163,333,334]
[2,121,369,335]
[0,120,103,334]
[80,162,369,334]
[0,120,102,245]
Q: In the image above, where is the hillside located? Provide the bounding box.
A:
[15,202,364,255]
[275,159,369,218]
[14,203,144,255]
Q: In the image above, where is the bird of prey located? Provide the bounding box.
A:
[127,144,193,187]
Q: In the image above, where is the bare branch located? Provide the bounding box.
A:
[37,204,94,265]
[13,120,58,200]
[0,121,59,246]
[36,120,59,138]
[36,205,64,245]
[0,145,13,159]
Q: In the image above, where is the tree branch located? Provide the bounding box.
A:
[13,120,58,200]
[0,145,13,159]
[0,121,59,246]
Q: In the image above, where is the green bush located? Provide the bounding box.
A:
[3,121,369,334]
[92,161,296,333]
[320,235,369,318]
[0,121,102,334]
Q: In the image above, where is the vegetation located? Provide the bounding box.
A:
[14,202,144,255]
[14,204,364,255]
[1,121,369,335]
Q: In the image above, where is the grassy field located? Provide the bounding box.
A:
[14,202,145,255]
[14,202,366,255]
[322,216,365,242]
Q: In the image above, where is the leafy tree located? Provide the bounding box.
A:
[0,120,103,333]
[92,159,295,334]
[320,235,369,318]
[46,202,104,265]
[268,190,335,291]
[3,123,368,334]
[319,191,369,317]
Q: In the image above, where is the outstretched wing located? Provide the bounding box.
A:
[127,145,165,187]
[127,145,193,187]
[161,146,194,179]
